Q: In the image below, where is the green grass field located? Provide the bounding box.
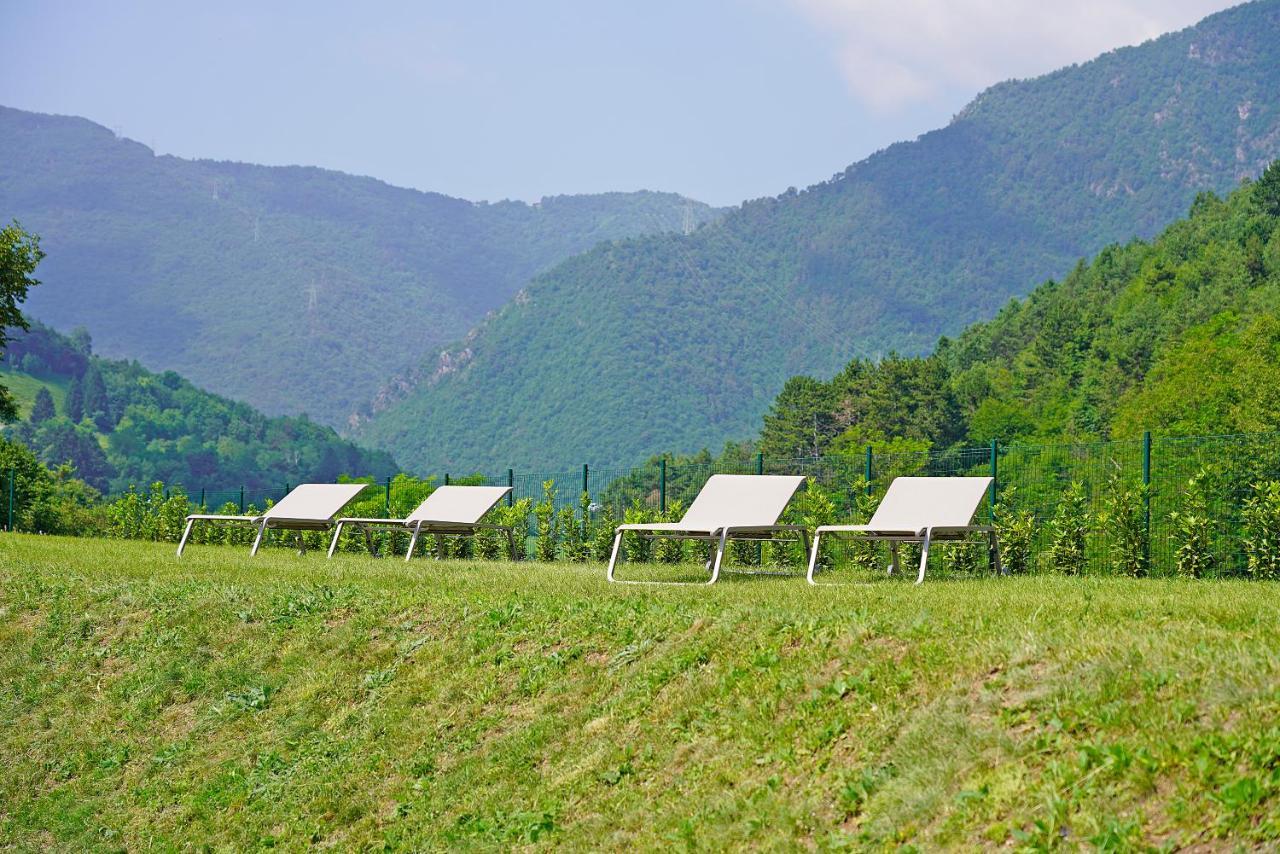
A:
[2,535,1279,849]
[0,367,66,420]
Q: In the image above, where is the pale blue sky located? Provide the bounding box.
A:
[0,0,1237,206]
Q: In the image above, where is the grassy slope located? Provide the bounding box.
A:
[2,536,1279,849]
[0,368,66,420]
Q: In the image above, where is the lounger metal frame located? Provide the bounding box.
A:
[606,474,809,585]
[176,483,368,557]
[326,517,518,561]
[806,477,1003,585]
[607,523,810,585]
[327,485,517,561]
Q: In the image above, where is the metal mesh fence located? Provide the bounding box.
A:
[10,430,1280,575]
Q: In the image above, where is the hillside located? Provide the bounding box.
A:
[0,106,720,426]
[750,160,1280,464]
[4,538,1280,848]
[357,0,1280,472]
[1,322,394,493]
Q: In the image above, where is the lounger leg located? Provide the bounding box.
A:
[708,528,730,584]
[605,529,624,582]
[505,527,517,561]
[250,519,268,556]
[916,529,932,585]
[888,542,900,575]
[296,532,306,556]
[405,522,422,562]
[176,518,196,558]
[806,529,823,585]
[327,521,344,558]
[990,530,1005,576]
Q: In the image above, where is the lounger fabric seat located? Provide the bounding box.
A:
[607,474,808,585]
[177,483,368,557]
[327,485,516,561]
[807,476,1001,585]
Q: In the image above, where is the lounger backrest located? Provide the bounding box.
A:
[866,477,992,531]
[405,485,513,525]
[262,483,368,523]
[679,474,806,529]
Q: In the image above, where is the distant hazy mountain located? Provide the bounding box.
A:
[355,0,1280,473]
[0,105,721,426]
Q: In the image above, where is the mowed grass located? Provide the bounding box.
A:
[2,536,1279,850]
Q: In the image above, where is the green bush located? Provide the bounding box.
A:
[1242,481,1280,580]
[590,502,617,562]
[654,499,685,564]
[534,480,559,562]
[1100,473,1149,577]
[993,486,1035,574]
[622,499,656,563]
[1170,469,1213,578]
[1045,481,1089,575]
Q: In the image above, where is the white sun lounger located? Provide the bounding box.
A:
[807,476,1001,585]
[606,474,808,585]
[176,482,368,557]
[326,485,516,561]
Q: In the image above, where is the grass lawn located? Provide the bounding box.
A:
[2,534,1279,849]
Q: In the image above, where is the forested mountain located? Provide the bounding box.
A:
[0,106,720,426]
[754,162,1280,458]
[357,0,1280,473]
[1,322,394,493]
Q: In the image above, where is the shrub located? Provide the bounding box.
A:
[557,503,583,562]
[534,480,559,562]
[654,499,686,564]
[1170,469,1213,578]
[500,498,532,561]
[774,478,835,568]
[1242,480,1280,580]
[1100,473,1149,577]
[590,502,618,562]
[993,486,1035,574]
[1045,481,1089,575]
[622,499,656,563]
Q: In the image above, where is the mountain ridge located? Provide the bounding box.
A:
[355,0,1280,472]
[0,105,721,427]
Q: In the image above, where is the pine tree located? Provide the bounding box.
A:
[28,387,54,423]
[82,364,111,430]
[65,374,84,422]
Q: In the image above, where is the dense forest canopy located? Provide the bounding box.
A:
[2,321,395,493]
[753,162,1280,459]
[356,0,1280,473]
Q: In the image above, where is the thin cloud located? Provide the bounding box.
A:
[790,0,1239,110]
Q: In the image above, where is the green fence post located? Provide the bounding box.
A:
[199,487,205,510]
[384,476,392,517]
[444,473,450,486]
[507,469,514,506]
[582,463,590,536]
[864,445,873,494]
[239,486,245,514]
[990,439,998,513]
[1143,430,1152,564]
[659,458,667,514]
[747,450,757,563]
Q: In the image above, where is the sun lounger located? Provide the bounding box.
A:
[606,474,808,585]
[807,476,1001,585]
[326,485,516,561]
[176,482,368,557]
